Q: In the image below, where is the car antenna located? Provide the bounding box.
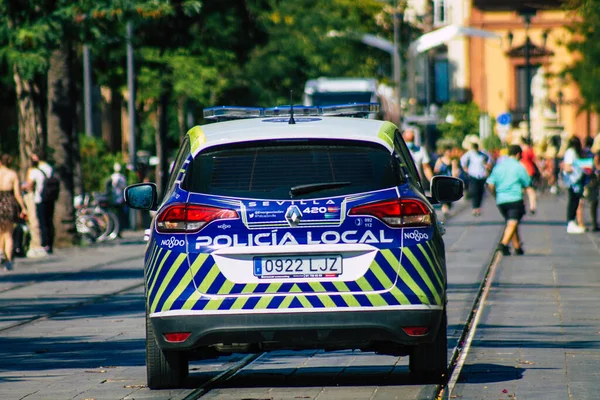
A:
[288,90,296,125]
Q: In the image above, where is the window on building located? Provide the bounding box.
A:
[433,0,450,27]
[516,64,540,112]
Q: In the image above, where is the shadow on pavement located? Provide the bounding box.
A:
[0,267,143,285]
[185,364,415,390]
[457,363,528,384]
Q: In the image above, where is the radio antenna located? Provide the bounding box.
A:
[288,90,296,125]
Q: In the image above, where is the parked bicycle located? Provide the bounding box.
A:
[75,193,120,244]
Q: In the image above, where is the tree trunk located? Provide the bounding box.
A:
[177,97,186,143]
[13,66,45,178]
[155,87,170,200]
[47,45,78,247]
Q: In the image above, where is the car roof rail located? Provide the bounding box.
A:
[203,103,379,122]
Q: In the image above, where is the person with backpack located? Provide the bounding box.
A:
[460,141,492,216]
[105,162,128,236]
[26,152,59,254]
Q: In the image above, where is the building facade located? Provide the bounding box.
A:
[468,0,597,141]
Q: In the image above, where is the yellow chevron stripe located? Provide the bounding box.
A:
[189,254,209,276]
[426,241,446,279]
[161,258,197,312]
[278,296,294,309]
[381,249,400,273]
[318,295,336,308]
[255,296,272,310]
[297,295,313,308]
[289,284,302,293]
[341,294,362,307]
[309,282,327,292]
[369,259,395,288]
[230,296,249,310]
[241,283,258,294]
[402,248,440,304]
[389,286,410,304]
[182,290,202,310]
[197,265,220,293]
[417,244,443,289]
[355,276,374,292]
[367,293,388,306]
[151,253,187,313]
[394,255,430,304]
[265,282,283,293]
[203,297,224,311]
[333,281,350,292]
[146,246,161,282]
[148,250,170,297]
[217,279,235,295]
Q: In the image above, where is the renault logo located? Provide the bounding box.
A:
[285,205,303,227]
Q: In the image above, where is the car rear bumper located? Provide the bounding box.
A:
[150,307,444,353]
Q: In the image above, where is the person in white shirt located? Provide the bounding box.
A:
[105,163,128,236]
[26,153,55,254]
[460,142,492,216]
[402,129,433,184]
[562,136,586,233]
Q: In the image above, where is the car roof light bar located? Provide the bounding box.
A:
[263,105,320,117]
[203,103,380,121]
[320,103,379,117]
[203,106,263,121]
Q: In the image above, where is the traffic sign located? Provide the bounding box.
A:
[497,112,512,126]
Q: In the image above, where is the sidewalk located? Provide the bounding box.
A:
[452,195,600,399]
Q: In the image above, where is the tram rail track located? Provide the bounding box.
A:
[176,228,506,400]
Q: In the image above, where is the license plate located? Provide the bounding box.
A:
[253,255,342,279]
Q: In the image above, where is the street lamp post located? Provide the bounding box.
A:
[519,8,536,142]
[524,17,532,141]
[392,0,403,117]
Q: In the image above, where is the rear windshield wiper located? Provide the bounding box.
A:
[289,181,352,197]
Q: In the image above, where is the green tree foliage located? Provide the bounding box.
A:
[79,134,125,193]
[565,0,600,112]
[437,102,482,144]
[241,0,393,105]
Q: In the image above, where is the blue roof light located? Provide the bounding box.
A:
[203,103,379,121]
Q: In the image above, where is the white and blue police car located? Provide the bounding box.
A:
[124,104,464,389]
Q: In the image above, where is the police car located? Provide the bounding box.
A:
[124,104,463,389]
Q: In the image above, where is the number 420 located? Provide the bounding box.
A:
[303,207,327,214]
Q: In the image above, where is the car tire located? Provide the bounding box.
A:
[146,313,188,389]
[409,310,448,384]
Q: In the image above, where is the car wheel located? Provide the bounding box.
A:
[409,310,448,384]
[146,313,188,389]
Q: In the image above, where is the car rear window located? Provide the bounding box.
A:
[182,140,404,199]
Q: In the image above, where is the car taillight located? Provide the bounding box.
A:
[156,204,238,233]
[349,199,431,227]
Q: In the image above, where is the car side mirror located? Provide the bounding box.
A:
[124,183,158,211]
[430,176,464,204]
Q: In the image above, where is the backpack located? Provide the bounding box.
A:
[39,168,60,202]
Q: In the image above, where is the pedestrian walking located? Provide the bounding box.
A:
[0,154,27,270]
[584,149,600,231]
[460,141,492,216]
[520,137,541,188]
[562,136,586,234]
[105,162,128,236]
[403,129,433,184]
[486,145,537,255]
[433,144,459,219]
[26,152,58,253]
